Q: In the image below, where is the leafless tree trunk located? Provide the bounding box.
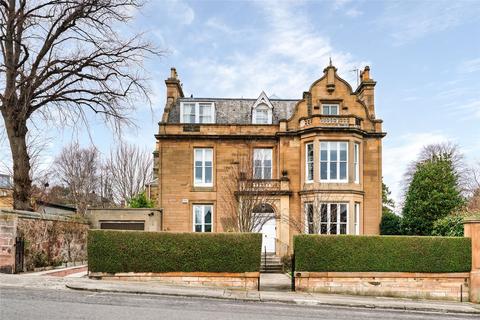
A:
[0,1,159,210]
[219,146,277,233]
[105,143,152,204]
[53,142,99,215]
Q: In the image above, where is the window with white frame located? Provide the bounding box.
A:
[253,149,272,179]
[319,203,348,234]
[354,202,360,235]
[354,143,360,183]
[254,105,269,124]
[194,148,213,186]
[305,202,315,234]
[306,143,314,182]
[320,142,348,182]
[0,174,11,188]
[180,102,215,124]
[322,104,339,115]
[193,204,213,232]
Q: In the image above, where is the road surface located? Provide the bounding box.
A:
[0,286,476,320]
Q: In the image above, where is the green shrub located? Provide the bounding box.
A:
[88,230,262,273]
[432,214,464,237]
[128,192,154,208]
[294,235,471,273]
[380,211,402,235]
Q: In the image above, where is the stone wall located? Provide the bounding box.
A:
[0,210,88,273]
[17,217,88,271]
[89,272,260,290]
[295,272,470,301]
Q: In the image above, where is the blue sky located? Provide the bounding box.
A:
[1,0,479,207]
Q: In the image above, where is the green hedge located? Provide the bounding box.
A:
[88,230,262,273]
[294,235,471,273]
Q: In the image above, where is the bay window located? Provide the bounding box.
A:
[354,202,360,235]
[306,143,314,182]
[320,203,348,234]
[354,143,360,183]
[320,142,348,182]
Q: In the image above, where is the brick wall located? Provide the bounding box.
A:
[295,272,470,301]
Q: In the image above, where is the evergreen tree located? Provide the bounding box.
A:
[128,192,154,208]
[402,156,465,235]
[380,182,402,235]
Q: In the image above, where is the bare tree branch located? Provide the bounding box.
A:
[0,0,161,210]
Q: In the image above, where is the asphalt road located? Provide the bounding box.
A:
[0,286,477,320]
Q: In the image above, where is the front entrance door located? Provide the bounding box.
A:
[260,218,276,253]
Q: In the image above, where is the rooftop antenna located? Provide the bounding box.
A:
[350,68,360,87]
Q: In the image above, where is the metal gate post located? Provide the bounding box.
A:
[291,253,295,291]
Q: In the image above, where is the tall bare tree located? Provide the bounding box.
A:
[53,142,99,215]
[219,148,277,233]
[0,1,157,210]
[106,143,152,204]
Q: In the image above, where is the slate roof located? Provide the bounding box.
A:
[167,97,299,124]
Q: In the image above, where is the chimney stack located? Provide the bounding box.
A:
[357,66,376,118]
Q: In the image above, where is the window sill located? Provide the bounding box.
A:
[191,186,215,192]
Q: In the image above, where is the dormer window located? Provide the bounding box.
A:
[252,91,274,124]
[322,104,339,115]
[180,102,215,124]
[254,104,269,124]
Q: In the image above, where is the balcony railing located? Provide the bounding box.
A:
[237,179,291,195]
[299,115,362,129]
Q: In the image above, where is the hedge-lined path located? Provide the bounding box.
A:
[260,273,291,291]
[1,274,479,315]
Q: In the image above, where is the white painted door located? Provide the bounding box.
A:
[260,218,276,253]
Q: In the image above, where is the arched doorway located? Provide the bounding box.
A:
[253,203,276,253]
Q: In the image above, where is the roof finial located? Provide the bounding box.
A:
[329,57,332,67]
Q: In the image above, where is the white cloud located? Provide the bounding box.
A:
[383,132,451,208]
[459,58,480,74]
[165,0,195,25]
[345,8,363,18]
[378,1,480,46]
[184,2,367,98]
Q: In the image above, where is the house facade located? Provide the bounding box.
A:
[153,64,385,256]
[0,174,13,208]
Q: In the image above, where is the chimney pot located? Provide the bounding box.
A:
[170,67,177,79]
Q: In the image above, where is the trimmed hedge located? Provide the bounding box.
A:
[294,235,471,273]
[88,230,262,273]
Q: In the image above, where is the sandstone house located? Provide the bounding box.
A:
[153,63,385,256]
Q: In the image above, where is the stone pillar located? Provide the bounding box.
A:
[464,219,480,303]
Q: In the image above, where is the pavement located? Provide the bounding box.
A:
[1,272,479,315]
